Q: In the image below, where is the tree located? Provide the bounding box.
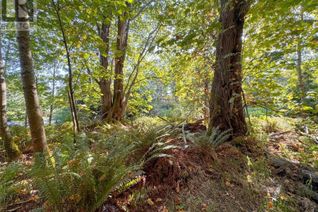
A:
[0,32,20,161]
[110,11,131,121]
[98,22,112,120]
[51,0,80,133]
[243,0,318,116]
[95,1,158,122]
[208,0,249,136]
[15,0,48,154]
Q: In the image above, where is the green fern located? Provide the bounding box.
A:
[0,162,26,210]
[142,141,179,164]
[188,127,232,148]
[208,127,232,147]
[30,133,135,211]
[30,124,180,211]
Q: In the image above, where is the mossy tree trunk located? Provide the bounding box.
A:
[0,33,21,161]
[208,0,249,137]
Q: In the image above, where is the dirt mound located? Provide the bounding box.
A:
[183,119,207,133]
[107,128,318,211]
[143,141,216,191]
[110,136,267,211]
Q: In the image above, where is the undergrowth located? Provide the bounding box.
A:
[186,127,232,150]
[1,116,316,211]
[29,123,178,211]
[0,162,27,210]
[30,136,134,211]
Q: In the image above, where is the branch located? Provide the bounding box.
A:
[130,0,155,21]
[132,76,163,86]
[82,59,100,85]
[124,24,161,102]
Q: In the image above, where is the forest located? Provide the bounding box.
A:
[0,0,318,211]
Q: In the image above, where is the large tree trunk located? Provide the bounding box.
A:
[110,17,130,121]
[16,0,48,153]
[0,33,21,161]
[208,0,249,137]
[98,23,113,120]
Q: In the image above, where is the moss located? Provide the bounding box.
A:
[4,139,21,161]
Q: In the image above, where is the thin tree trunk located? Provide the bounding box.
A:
[51,0,80,133]
[0,33,20,161]
[110,17,130,121]
[49,63,57,125]
[203,78,210,122]
[122,24,160,114]
[15,0,48,153]
[98,23,113,120]
[208,0,249,137]
[296,10,305,104]
[296,42,305,103]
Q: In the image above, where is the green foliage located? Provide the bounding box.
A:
[30,120,178,211]
[0,163,27,209]
[247,107,270,117]
[30,134,136,211]
[188,128,232,149]
[52,108,72,124]
[142,140,179,164]
[244,0,318,117]
[133,116,164,127]
[250,116,295,135]
[246,156,270,182]
[263,119,279,133]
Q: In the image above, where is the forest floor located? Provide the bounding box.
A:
[106,118,318,212]
[1,117,318,212]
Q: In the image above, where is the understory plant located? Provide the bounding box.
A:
[31,124,179,211]
[30,134,136,211]
[187,127,232,149]
[0,162,27,210]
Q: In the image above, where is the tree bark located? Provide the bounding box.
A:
[15,0,48,153]
[0,33,21,161]
[110,17,130,121]
[98,23,113,120]
[208,0,249,137]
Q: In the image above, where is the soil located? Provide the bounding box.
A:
[106,125,318,211]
